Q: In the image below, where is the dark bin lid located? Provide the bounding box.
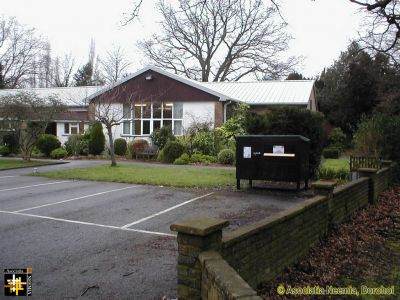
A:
[234,135,310,142]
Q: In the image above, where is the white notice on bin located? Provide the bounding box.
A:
[243,147,251,158]
[273,145,285,154]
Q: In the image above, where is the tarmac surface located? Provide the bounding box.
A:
[0,159,308,299]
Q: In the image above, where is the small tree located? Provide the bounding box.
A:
[0,92,64,160]
[93,85,132,166]
[89,122,105,155]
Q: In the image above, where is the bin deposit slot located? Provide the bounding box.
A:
[264,153,295,158]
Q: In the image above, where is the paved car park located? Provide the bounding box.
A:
[0,161,308,299]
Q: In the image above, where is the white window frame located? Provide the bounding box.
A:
[64,122,81,135]
[121,102,183,136]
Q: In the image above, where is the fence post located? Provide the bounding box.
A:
[170,217,229,300]
[358,168,378,203]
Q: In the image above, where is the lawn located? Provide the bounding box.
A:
[321,158,350,171]
[0,158,61,170]
[34,164,236,188]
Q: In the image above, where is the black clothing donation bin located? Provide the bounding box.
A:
[235,135,310,190]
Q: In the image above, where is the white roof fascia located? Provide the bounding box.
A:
[87,65,237,102]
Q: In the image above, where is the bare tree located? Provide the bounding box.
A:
[101,46,131,84]
[350,0,400,63]
[53,54,76,87]
[138,0,296,81]
[0,16,45,88]
[123,0,283,25]
[0,92,65,160]
[93,86,133,166]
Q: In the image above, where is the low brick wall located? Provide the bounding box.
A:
[171,163,395,300]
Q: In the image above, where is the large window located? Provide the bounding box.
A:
[122,102,183,136]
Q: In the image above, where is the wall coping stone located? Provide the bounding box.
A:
[312,180,336,189]
[358,168,378,174]
[222,195,326,247]
[171,217,229,236]
[333,177,368,196]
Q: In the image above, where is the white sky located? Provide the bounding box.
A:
[1,0,363,78]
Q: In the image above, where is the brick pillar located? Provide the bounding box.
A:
[170,217,229,300]
[358,168,378,203]
[312,180,336,226]
[312,180,336,197]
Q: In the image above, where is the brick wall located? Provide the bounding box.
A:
[171,163,395,300]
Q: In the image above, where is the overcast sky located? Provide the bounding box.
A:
[1,0,363,79]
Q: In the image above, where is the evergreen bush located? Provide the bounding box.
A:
[36,134,61,157]
[89,122,105,155]
[114,138,127,156]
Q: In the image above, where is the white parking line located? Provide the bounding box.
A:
[121,192,214,229]
[14,186,138,213]
[0,175,18,179]
[0,180,71,192]
[0,210,175,237]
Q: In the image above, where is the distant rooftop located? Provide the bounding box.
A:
[198,80,315,105]
[0,86,104,106]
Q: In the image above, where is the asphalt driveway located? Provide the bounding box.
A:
[0,160,308,299]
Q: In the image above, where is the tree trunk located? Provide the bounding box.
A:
[106,125,117,167]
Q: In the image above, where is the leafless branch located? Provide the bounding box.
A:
[138,0,297,81]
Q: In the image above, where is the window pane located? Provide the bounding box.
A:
[123,104,131,119]
[131,121,135,135]
[71,127,78,135]
[123,121,130,134]
[163,120,172,128]
[153,103,162,118]
[174,120,182,135]
[143,120,150,134]
[64,123,69,134]
[134,105,141,119]
[143,103,151,118]
[173,103,183,119]
[79,122,84,133]
[163,103,173,118]
[153,120,161,131]
[135,120,141,135]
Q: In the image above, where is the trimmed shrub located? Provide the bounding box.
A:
[190,153,217,164]
[218,149,235,164]
[89,122,105,155]
[173,153,190,165]
[161,140,185,163]
[78,132,90,155]
[114,138,127,156]
[322,147,340,159]
[150,125,175,150]
[128,139,149,157]
[36,134,61,157]
[50,148,68,159]
[0,145,10,156]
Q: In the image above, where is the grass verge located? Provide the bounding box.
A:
[33,164,236,188]
[0,158,62,170]
[321,158,350,171]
